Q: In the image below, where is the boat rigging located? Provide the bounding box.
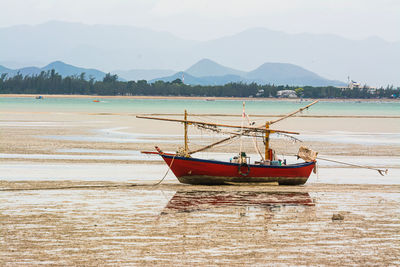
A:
[139,100,387,185]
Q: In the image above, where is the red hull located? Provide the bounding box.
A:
[160,154,315,185]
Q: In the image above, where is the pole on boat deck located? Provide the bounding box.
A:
[262,100,319,161]
[184,110,188,152]
[268,100,319,125]
[265,122,270,160]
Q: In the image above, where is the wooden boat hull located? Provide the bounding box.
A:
[160,154,316,185]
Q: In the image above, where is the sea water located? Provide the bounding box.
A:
[0,97,399,115]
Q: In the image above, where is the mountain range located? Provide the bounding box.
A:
[0,61,108,80]
[113,69,175,81]
[0,59,344,86]
[0,21,399,86]
[152,59,345,86]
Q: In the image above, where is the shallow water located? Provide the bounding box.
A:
[0,163,176,182]
[0,151,398,167]
[0,152,161,161]
[0,160,398,185]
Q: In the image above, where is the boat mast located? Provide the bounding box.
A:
[184,109,188,152]
[265,122,270,160]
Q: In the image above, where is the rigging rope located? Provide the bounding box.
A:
[245,113,264,161]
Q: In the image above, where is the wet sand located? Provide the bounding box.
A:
[1,100,399,265]
[1,183,399,265]
[1,111,399,158]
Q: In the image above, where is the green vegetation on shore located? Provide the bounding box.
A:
[0,70,398,99]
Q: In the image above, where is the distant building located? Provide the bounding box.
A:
[349,80,361,89]
[337,80,361,90]
[255,89,264,97]
[337,77,376,93]
[277,90,297,98]
[367,88,377,94]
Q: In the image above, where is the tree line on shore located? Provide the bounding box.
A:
[0,70,399,99]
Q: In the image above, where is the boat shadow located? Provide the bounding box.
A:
[161,190,314,214]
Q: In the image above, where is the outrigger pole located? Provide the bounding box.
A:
[136,100,318,158]
[268,100,319,125]
[263,100,319,160]
[136,115,298,134]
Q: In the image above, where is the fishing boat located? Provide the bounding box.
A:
[139,101,320,185]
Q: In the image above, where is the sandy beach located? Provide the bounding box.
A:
[1,96,399,265]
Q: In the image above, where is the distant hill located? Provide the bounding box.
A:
[185,58,245,77]
[0,21,398,86]
[16,67,42,77]
[0,65,12,74]
[0,65,41,77]
[1,59,345,86]
[244,63,345,86]
[150,72,202,85]
[0,61,111,81]
[113,69,175,81]
[151,71,244,86]
[152,59,345,86]
[42,61,108,80]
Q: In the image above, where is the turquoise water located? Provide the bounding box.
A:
[0,97,399,115]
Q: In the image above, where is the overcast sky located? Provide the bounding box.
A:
[0,0,399,42]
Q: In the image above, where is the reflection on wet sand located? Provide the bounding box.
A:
[163,191,314,214]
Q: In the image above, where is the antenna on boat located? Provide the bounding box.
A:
[239,102,245,156]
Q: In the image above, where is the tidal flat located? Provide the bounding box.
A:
[0,97,399,265]
[1,183,399,265]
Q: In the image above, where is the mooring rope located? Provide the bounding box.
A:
[152,154,177,186]
[317,156,388,176]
